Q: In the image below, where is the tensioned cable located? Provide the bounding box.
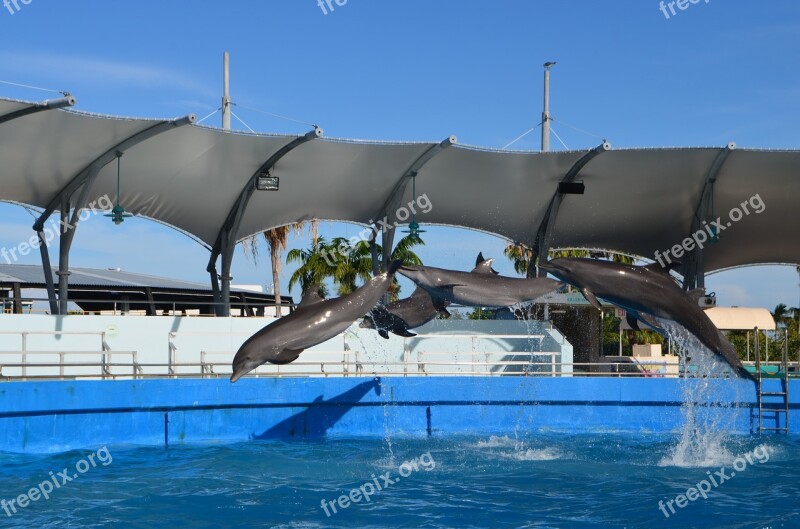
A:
[230,110,255,133]
[232,102,317,128]
[502,121,542,149]
[550,126,569,150]
[551,118,606,142]
[196,107,221,124]
[0,79,69,96]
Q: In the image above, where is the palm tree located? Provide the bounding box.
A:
[286,233,424,300]
[385,234,424,301]
[242,223,302,307]
[330,238,375,295]
[503,243,635,277]
[286,236,335,298]
[310,219,320,249]
[772,303,791,328]
[504,243,534,276]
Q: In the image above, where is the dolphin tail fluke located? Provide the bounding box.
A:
[737,365,758,383]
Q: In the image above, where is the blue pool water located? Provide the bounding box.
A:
[0,432,797,528]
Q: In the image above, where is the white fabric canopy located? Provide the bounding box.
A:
[1,96,798,274]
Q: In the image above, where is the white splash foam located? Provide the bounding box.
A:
[476,435,517,448]
[502,447,563,461]
[657,319,742,468]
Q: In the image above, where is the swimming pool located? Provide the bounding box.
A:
[0,432,796,528]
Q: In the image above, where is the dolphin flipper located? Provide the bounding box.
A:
[626,312,664,333]
[644,261,682,274]
[581,288,602,310]
[378,329,390,339]
[268,348,303,365]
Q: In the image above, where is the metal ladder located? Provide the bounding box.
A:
[755,327,790,434]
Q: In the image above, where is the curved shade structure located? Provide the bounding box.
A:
[1,96,798,276]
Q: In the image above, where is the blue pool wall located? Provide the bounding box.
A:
[0,377,796,453]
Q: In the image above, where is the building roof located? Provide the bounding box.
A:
[0,264,288,314]
[1,96,798,275]
[0,263,254,293]
[704,307,776,331]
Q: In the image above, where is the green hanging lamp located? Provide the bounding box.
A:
[104,152,133,225]
[402,173,426,238]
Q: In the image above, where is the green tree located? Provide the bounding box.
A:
[286,236,334,299]
[242,223,303,306]
[503,243,636,277]
[286,233,424,300]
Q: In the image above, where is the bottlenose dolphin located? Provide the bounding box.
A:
[231,260,403,382]
[538,258,755,381]
[398,253,562,308]
[360,287,451,339]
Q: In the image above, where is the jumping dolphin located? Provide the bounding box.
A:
[360,287,451,339]
[538,258,755,381]
[230,260,403,382]
[398,253,562,308]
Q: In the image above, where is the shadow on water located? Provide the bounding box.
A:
[253,377,382,439]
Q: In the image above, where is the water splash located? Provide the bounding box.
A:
[475,435,516,448]
[501,447,563,461]
[510,301,548,375]
[378,377,396,467]
[657,320,740,468]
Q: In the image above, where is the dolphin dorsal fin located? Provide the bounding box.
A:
[472,253,499,275]
[472,259,497,274]
[644,261,682,274]
[299,285,325,306]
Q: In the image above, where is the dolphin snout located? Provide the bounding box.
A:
[537,261,558,272]
[231,347,254,383]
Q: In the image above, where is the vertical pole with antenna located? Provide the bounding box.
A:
[220,51,232,316]
[222,51,231,130]
[541,61,556,152]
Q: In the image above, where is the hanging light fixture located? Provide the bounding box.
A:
[402,172,426,238]
[104,152,133,225]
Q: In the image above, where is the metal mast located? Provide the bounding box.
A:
[541,61,556,152]
[222,51,231,130]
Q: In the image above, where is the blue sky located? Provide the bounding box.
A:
[0,1,798,309]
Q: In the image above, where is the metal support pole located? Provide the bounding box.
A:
[11,283,21,314]
[57,197,71,315]
[755,326,762,433]
[38,235,58,313]
[222,52,231,130]
[541,62,555,152]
